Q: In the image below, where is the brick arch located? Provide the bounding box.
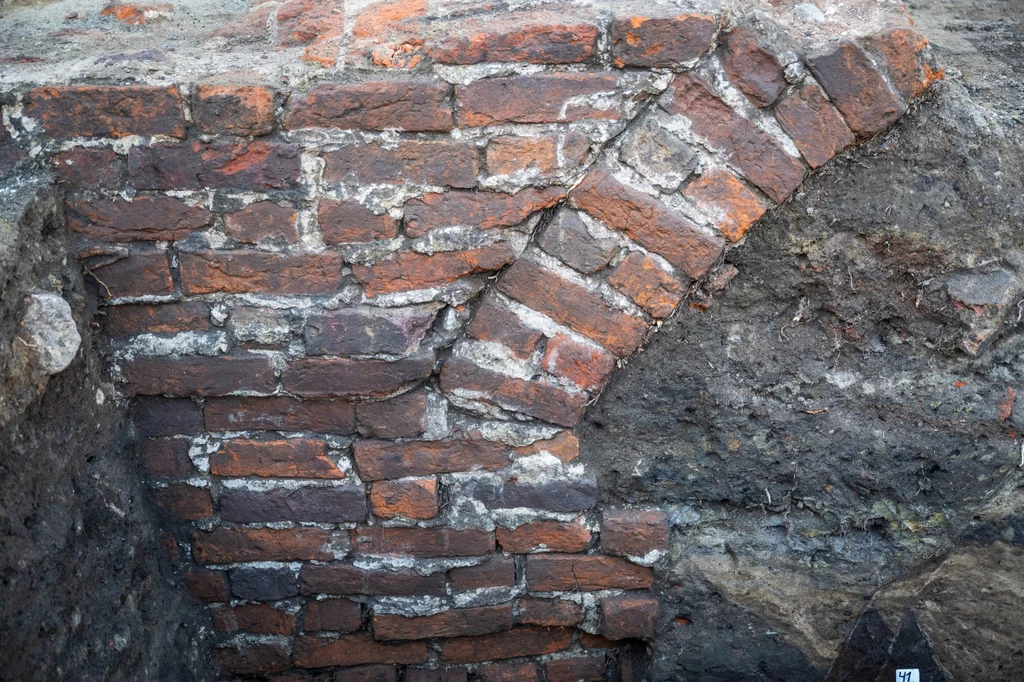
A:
[1,1,941,678]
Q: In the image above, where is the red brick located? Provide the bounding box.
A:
[723,27,785,107]
[122,355,276,397]
[128,141,300,190]
[607,251,684,319]
[205,396,356,434]
[192,84,276,136]
[405,667,469,682]
[516,598,581,627]
[457,73,620,127]
[302,598,361,633]
[465,296,543,360]
[439,625,573,663]
[319,199,399,243]
[209,438,343,479]
[425,14,597,65]
[403,187,564,238]
[661,75,805,203]
[24,85,185,138]
[684,169,767,242]
[351,526,494,558]
[294,634,427,668]
[611,14,716,68]
[580,633,620,649]
[601,509,669,558]
[141,438,195,477]
[497,521,591,553]
[324,141,478,188]
[216,643,290,676]
[356,390,428,439]
[497,257,648,357]
[449,556,515,591]
[285,81,452,132]
[370,478,438,520]
[153,484,212,520]
[224,201,298,244]
[773,82,857,169]
[537,208,619,275]
[513,431,579,463]
[52,148,124,189]
[352,243,517,297]
[301,564,447,597]
[131,396,202,437]
[868,28,943,101]
[282,352,436,398]
[353,438,507,481]
[373,604,513,641]
[305,305,439,356]
[83,251,173,300]
[220,486,366,523]
[439,356,588,428]
[486,133,590,177]
[179,250,343,295]
[212,604,296,635]
[67,196,212,242]
[600,595,659,640]
[315,666,397,682]
[184,569,229,602]
[807,41,904,138]
[545,656,607,682]
[193,527,333,564]
[569,168,723,278]
[475,662,539,682]
[526,554,654,591]
[103,302,210,337]
[277,0,343,46]
[542,333,616,391]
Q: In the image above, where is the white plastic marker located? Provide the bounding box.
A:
[896,671,920,682]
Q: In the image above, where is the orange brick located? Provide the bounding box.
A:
[607,251,685,319]
[370,478,439,520]
[684,169,767,242]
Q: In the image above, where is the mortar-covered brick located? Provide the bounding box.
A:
[319,199,399,244]
[216,643,290,677]
[83,251,173,299]
[153,484,212,520]
[468,477,597,513]
[219,486,367,523]
[122,355,277,397]
[684,168,767,242]
[474,662,539,682]
[192,84,276,136]
[513,431,579,462]
[142,438,196,477]
[294,633,428,668]
[211,604,296,635]
[456,73,620,127]
[516,598,582,627]
[300,564,447,597]
[351,526,494,557]
[103,302,210,338]
[131,396,202,436]
[128,141,301,190]
[600,509,669,558]
[403,187,564,238]
[618,119,698,193]
[808,41,904,138]
[449,555,515,591]
[537,209,619,275]
[356,390,429,439]
[570,168,723,278]
[370,477,438,519]
[425,13,598,65]
[52,148,124,189]
[23,85,185,138]
[610,14,716,67]
[867,27,943,101]
[305,305,440,356]
[228,566,300,600]
[323,141,478,188]
[373,604,513,641]
[406,667,469,682]
[546,656,607,682]
[525,554,655,591]
[497,520,592,553]
[67,195,212,242]
[282,352,436,398]
[285,81,452,132]
[600,594,659,640]
[193,527,333,564]
[209,438,344,478]
[722,26,785,108]
[178,250,343,295]
[439,625,573,663]
[465,296,543,360]
[607,251,684,319]
[184,569,229,603]
[542,333,616,391]
[486,133,590,177]
[204,396,356,434]
[224,201,298,244]
[353,438,507,481]
[277,0,343,46]
[773,82,857,169]
[302,597,362,633]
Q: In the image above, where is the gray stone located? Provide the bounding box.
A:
[19,292,81,375]
[537,209,619,275]
[618,118,697,192]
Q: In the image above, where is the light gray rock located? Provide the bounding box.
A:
[19,292,81,375]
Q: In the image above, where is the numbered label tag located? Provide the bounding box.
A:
[896,670,920,682]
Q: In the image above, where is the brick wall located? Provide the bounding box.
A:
[1,2,940,679]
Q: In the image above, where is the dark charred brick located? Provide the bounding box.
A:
[611,14,716,67]
[128,141,300,190]
[353,438,507,481]
[426,15,598,64]
[212,604,296,635]
[67,195,212,242]
[601,509,669,558]
[497,521,592,553]
[52,148,124,189]
[102,302,210,337]
[204,396,356,434]
[537,209,619,274]
[607,251,684,318]
[285,81,452,132]
[220,486,367,523]
[24,85,185,138]
[449,556,515,592]
[210,438,343,479]
[773,82,857,169]
[467,477,597,513]
[282,352,435,398]
[317,666,397,682]
[131,396,202,436]
[216,643,290,676]
[294,634,428,668]
[153,484,212,520]
[228,566,300,600]
[83,251,173,300]
[305,304,440,356]
[475,662,539,682]
[179,250,343,295]
[323,141,478,188]
[546,657,606,682]
[122,355,276,397]
[457,73,619,127]
[723,27,785,107]
[808,41,904,137]
[302,597,361,633]
[319,199,399,244]
[370,478,438,520]
[405,668,469,682]
[516,598,582,627]
[141,438,195,477]
[300,564,447,597]
[185,569,229,603]
[193,527,333,564]
[439,625,573,663]
[465,296,543,360]
[352,243,517,297]
[525,554,655,591]
[374,604,513,641]
[192,84,276,136]
[351,526,494,557]
[403,187,564,238]
[600,594,659,640]
[224,201,298,244]
[356,390,429,439]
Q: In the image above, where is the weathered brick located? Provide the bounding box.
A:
[611,14,716,67]
[449,556,515,592]
[465,296,543,360]
[67,196,212,242]
[373,604,513,641]
[352,243,517,298]
[216,643,290,676]
[324,141,478,188]
[193,527,333,564]
[294,634,427,668]
[103,302,210,337]
[439,356,588,428]
[52,148,124,189]
[619,119,698,193]
[723,27,785,107]
[684,169,767,242]
[302,598,361,633]
[212,604,296,635]
[600,594,659,640]
[282,353,435,398]
[546,657,607,682]
[514,431,579,463]
[486,133,589,177]
[457,73,620,127]
[661,75,805,203]
[403,187,564,238]
[497,257,648,357]
[318,666,397,682]
[184,569,229,603]
[301,564,447,597]
[867,28,943,101]
[773,82,857,169]
[224,201,298,244]
[153,484,212,520]
[285,81,452,132]
[426,14,597,64]
[209,438,343,479]
[192,84,276,136]
[141,438,195,477]
[319,199,399,244]
[607,251,684,319]
[579,632,620,648]
[475,662,539,682]
[542,334,616,391]
[405,667,469,682]
[601,509,669,558]
[353,438,507,481]
[356,390,428,439]
[179,250,343,295]
[439,625,573,663]
[807,41,904,138]
[83,251,173,300]
[24,85,185,138]
[131,396,202,436]
[277,0,343,46]
[351,526,494,557]
[99,4,172,25]
[205,396,355,434]
[229,566,300,600]
[537,209,619,275]
[497,521,592,554]
[305,305,440,356]
[468,477,597,513]
[370,477,438,520]
[526,554,655,591]
[122,355,276,397]
[570,169,723,278]
[516,598,582,627]
[220,486,367,523]
[128,141,300,190]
